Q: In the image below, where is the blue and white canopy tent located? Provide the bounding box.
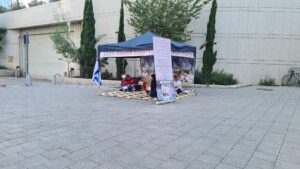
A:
[97,32,197,91]
[99,32,196,58]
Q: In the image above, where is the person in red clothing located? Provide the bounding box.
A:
[127,75,136,85]
[120,74,136,91]
[121,75,128,87]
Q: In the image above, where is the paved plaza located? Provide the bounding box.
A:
[0,78,300,169]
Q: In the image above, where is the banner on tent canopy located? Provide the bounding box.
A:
[100,50,153,58]
[172,56,195,87]
[100,50,194,58]
[140,56,196,88]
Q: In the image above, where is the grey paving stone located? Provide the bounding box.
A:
[197,153,222,166]
[252,151,277,162]
[135,156,164,169]
[65,150,92,162]
[42,148,70,160]
[66,159,99,169]
[247,157,274,169]
[186,160,215,169]
[277,152,300,165]
[157,159,188,169]
[0,81,300,168]
[170,149,198,163]
[274,160,300,169]
[19,147,45,158]
[244,166,260,169]
[18,155,49,168]
[215,163,241,169]
[1,164,27,169]
[42,157,73,169]
[0,153,26,166]
[88,147,126,165]
[96,162,124,169]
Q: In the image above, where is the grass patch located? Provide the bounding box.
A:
[195,70,237,85]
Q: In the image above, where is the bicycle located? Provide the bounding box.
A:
[281,69,300,86]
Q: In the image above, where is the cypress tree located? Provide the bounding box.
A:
[201,0,217,84]
[116,0,127,80]
[0,28,6,42]
[79,0,96,78]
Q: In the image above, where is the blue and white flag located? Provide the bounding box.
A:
[92,59,101,86]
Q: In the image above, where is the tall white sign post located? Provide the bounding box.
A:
[153,37,175,104]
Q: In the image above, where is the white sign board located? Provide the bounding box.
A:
[153,37,175,104]
[153,37,173,81]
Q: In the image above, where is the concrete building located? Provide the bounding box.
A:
[0,0,300,84]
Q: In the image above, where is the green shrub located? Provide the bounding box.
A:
[101,69,114,80]
[0,65,7,69]
[259,77,277,86]
[194,71,206,84]
[194,70,237,85]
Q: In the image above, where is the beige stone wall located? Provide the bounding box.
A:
[192,0,300,84]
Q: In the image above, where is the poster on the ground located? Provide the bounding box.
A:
[153,37,175,104]
[156,81,176,103]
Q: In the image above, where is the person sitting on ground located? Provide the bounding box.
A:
[120,74,136,91]
[127,74,137,86]
[173,75,183,94]
[120,74,128,91]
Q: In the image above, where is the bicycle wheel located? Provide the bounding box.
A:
[294,74,300,86]
[281,74,291,86]
[287,75,299,86]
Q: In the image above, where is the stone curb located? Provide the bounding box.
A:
[0,69,15,77]
[194,84,252,89]
[1,76,252,89]
[56,77,120,86]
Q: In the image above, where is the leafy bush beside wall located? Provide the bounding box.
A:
[195,70,237,85]
[259,77,277,86]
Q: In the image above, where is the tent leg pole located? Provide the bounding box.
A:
[122,59,125,74]
[96,86,101,95]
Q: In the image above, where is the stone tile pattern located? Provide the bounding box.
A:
[0,80,299,169]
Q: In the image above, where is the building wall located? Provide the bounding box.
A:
[192,0,300,84]
[19,24,82,79]
[1,0,300,84]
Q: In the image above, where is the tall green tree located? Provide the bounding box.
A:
[0,6,8,13]
[79,0,97,78]
[50,8,80,77]
[201,0,217,84]
[0,27,6,50]
[10,0,26,11]
[115,0,127,80]
[0,28,6,42]
[124,0,211,42]
[50,22,79,74]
